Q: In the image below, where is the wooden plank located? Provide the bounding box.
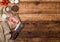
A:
[19,14,60,21]
[20,31,60,38]
[18,29,60,38]
[19,3,57,14]
[57,3,60,13]
[20,0,60,2]
[15,38,60,42]
[21,21,60,32]
[12,21,60,38]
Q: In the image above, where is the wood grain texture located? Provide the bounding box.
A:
[19,2,57,14]
[9,2,58,14]
[15,21,60,42]
[17,21,60,38]
[20,0,60,2]
[19,14,60,21]
[57,3,60,13]
[22,21,60,32]
[15,38,60,42]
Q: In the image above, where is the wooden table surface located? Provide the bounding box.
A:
[1,0,60,42]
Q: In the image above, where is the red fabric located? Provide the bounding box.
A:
[0,0,9,6]
[8,16,19,24]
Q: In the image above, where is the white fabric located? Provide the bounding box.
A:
[9,0,19,4]
[2,14,7,19]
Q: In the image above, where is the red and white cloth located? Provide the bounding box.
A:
[8,16,19,24]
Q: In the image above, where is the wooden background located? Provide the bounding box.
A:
[10,0,60,42]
